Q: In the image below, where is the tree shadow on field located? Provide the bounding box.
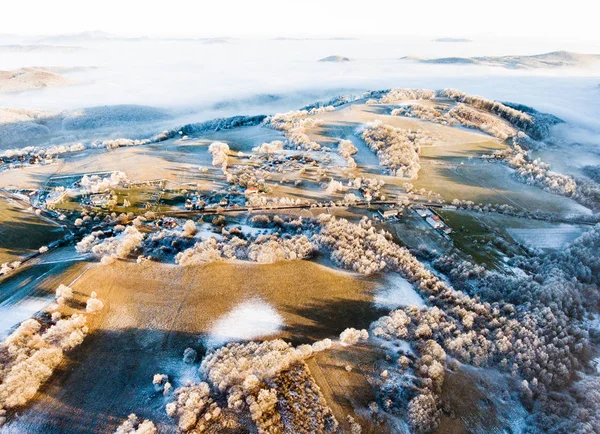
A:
[280,297,387,346]
[361,104,391,116]
[0,215,66,257]
[6,328,205,434]
[317,121,362,141]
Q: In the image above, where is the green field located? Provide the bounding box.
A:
[0,197,66,264]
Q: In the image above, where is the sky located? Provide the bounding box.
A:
[3,0,598,42]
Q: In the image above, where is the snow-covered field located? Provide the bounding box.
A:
[507,225,584,249]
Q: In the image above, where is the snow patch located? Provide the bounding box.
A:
[205,299,284,348]
[0,297,54,338]
[373,274,425,310]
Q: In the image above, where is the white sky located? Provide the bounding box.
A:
[3,0,598,42]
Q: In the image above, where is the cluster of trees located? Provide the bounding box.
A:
[0,261,21,277]
[208,141,230,170]
[265,109,331,151]
[114,414,156,434]
[325,179,345,194]
[503,145,578,196]
[165,382,224,432]
[79,171,128,194]
[169,330,365,433]
[367,89,436,104]
[1,142,86,161]
[492,145,600,210]
[248,235,315,263]
[337,139,358,168]
[451,198,523,216]
[201,339,330,396]
[152,373,171,394]
[315,215,596,431]
[348,176,386,202]
[391,104,452,126]
[55,284,73,305]
[224,162,269,190]
[361,121,428,178]
[448,103,517,140]
[252,140,284,154]
[246,194,309,208]
[174,237,244,265]
[138,214,317,265]
[337,139,357,159]
[428,227,600,432]
[197,338,337,433]
[339,328,369,346]
[1,113,262,170]
[315,215,393,275]
[0,138,140,164]
[175,233,315,266]
[272,362,339,433]
[76,226,145,264]
[373,330,447,433]
[438,88,534,132]
[368,88,554,145]
[0,313,89,424]
[301,95,354,112]
[86,291,104,313]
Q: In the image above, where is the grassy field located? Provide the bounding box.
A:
[435,364,527,434]
[7,259,393,433]
[0,197,66,264]
[436,209,514,269]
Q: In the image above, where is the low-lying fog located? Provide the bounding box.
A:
[1,35,600,144]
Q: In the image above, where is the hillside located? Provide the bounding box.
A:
[0,67,74,94]
[403,50,600,69]
[319,55,352,62]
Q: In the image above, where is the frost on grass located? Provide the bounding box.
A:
[374,274,425,310]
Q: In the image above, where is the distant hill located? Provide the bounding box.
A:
[319,55,352,62]
[402,51,600,69]
[274,37,357,41]
[33,31,118,44]
[0,67,74,94]
[432,37,472,43]
[202,37,232,45]
[0,44,84,53]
